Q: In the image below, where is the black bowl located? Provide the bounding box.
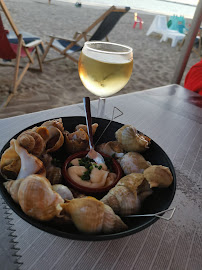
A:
[0,116,176,241]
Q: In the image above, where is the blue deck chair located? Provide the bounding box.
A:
[7,31,44,53]
[42,6,130,64]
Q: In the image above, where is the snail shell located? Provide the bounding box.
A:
[13,139,46,180]
[17,130,46,156]
[42,118,64,132]
[40,153,62,185]
[17,174,64,221]
[75,123,98,135]
[64,129,89,154]
[64,124,98,154]
[35,126,50,141]
[4,178,24,203]
[32,121,64,153]
[96,141,124,158]
[101,173,152,216]
[52,184,74,200]
[46,166,62,185]
[144,165,173,188]
[118,152,151,175]
[45,126,64,153]
[0,139,45,180]
[0,140,21,179]
[115,125,150,152]
[40,153,52,168]
[61,197,127,234]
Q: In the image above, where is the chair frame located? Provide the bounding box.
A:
[41,6,129,64]
[0,0,44,107]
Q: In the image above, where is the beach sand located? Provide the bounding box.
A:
[0,0,199,118]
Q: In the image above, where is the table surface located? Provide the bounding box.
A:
[0,84,202,270]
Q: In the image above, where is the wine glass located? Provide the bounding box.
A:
[78,41,133,117]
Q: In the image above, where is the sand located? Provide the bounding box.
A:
[0,0,199,118]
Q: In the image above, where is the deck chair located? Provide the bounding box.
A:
[42,6,130,64]
[0,0,44,107]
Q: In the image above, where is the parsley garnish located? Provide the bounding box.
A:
[79,157,94,169]
[81,170,91,181]
[79,157,104,181]
[77,156,113,181]
[104,157,114,172]
[68,162,73,167]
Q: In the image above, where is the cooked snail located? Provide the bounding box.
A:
[64,123,98,154]
[5,174,64,221]
[17,130,46,156]
[101,173,152,216]
[61,197,127,234]
[115,125,150,152]
[0,139,45,180]
[144,165,173,188]
[52,184,74,200]
[96,141,124,158]
[118,152,150,175]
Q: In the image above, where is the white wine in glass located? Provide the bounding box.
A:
[78,41,133,117]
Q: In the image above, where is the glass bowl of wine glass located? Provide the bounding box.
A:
[78,41,133,116]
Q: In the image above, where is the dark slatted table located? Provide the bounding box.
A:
[0,84,201,270]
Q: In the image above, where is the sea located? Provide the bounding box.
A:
[57,0,198,19]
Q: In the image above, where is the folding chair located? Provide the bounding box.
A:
[42,6,130,64]
[0,0,44,107]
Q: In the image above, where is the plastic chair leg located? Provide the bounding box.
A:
[171,37,179,47]
[160,35,167,43]
[133,22,137,29]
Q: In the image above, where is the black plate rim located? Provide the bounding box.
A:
[0,116,176,241]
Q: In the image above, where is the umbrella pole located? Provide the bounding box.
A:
[171,0,202,84]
